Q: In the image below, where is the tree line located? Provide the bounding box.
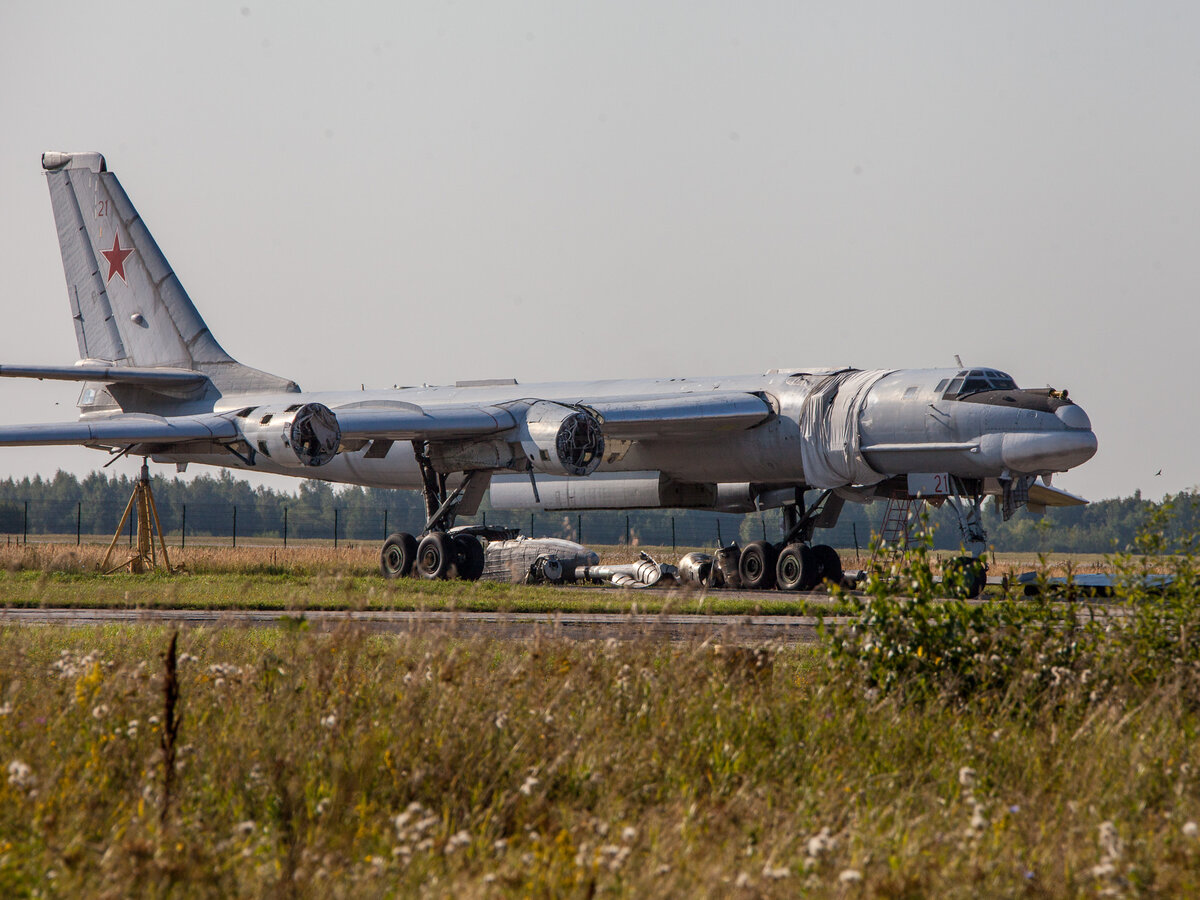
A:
[0,470,1194,553]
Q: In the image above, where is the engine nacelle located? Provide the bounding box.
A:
[518,401,604,477]
[237,402,341,467]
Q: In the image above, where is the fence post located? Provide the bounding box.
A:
[334,508,339,549]
[232,506,237,549]
[23,500,28,545]
[530,513,534,538]
[181,504,186,549]
[671,516,676,554]
[577,514,582,545]
[761,514,767,541]
[625,514,630,546]
[128,505,134,547]
[283,507,288,548]
[717,519,723,546]
[383,509,388,540]
[482,511,487,527]
[76,501,81,546]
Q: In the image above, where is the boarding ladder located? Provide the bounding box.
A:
[870,497,926,566]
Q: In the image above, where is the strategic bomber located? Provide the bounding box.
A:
[0,152,1098,596]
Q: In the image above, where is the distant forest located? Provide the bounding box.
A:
[0,470,1196,554]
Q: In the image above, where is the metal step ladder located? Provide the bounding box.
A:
[870,497,925,564]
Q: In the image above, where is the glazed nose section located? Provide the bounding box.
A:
[1002,405,1098,473]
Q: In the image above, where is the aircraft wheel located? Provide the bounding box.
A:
[453,534,486,581]
[739,541,778,590]
[942,556,987,599]
[416,532,451,580]
[380,532,417,579]
[775,543,816,591]
[811,544,844,589]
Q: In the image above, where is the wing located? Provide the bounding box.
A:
[0,413,237,447]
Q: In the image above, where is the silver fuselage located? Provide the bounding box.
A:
[142,367,1096,494]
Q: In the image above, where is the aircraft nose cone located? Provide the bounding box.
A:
[1002,425,1098,473]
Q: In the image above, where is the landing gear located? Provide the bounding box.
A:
[380,444,490,581]
[739,541,778,590]
[380,532,418,578]
[942,478,989,598]
[775,544,818,591]
[416,532,452,580]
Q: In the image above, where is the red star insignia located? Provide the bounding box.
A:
[101,233,134,284]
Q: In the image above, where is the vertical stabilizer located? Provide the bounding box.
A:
[41,151,296,395]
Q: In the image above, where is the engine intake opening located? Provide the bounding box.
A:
[290,403,341,466]
[556,410,604,477]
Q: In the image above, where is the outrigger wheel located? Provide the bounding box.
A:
[380,532,418,578]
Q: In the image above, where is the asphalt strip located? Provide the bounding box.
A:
[0,608,848,643]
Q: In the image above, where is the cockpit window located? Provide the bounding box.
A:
[942,369,1018,399]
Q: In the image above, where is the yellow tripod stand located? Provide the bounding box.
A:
[101,460,176,575]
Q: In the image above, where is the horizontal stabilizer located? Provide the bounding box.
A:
[0,364,209,387]
[1028,482,1088,508]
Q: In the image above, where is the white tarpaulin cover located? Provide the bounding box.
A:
[798,369,893,488]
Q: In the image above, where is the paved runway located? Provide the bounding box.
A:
[0,607,848,642]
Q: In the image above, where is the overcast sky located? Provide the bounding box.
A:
[2,1,1197,503]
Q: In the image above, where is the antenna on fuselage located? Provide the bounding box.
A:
[954,354,963,368]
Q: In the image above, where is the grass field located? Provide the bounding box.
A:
[3,610,1200,897]
[3,538,1195,895]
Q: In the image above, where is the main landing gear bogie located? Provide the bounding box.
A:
[735,541,845,592]
[380,530,487,581]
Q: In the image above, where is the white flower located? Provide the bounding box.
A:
[1183,821,1198,838]
[958,767,977,788]
[91,704,109,720]
[734,872,753,889]
[494,712,508,730]
[320,714,337,729]
[838,869,863,884]
[7,759,35,791]
[1098,821,1122,860]
[806,827,835,860]
[520,775,539,796]
[762,864,790,880]
[126,719,139,738]
[148,715,160,725]
[235,820,256,836]
[444,830,471,854]
[621,826,637,843]
[0,703,12,717]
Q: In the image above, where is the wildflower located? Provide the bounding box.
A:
[762,864,790,880]
[734,872,753,889]
[126,719,139,738]
[92,704,109,719]
[320,714,337,729]
[7,759,35,792]
[806,827,835,862]
[444,830,471,854]
[0,703,12,717]
[1184,821,1198,838]
[958,767,976,788]
[520,774,539,796]
[148,715,160,725]
[235,820,256,836]
[621,825,637,843]
[494,712,508,730]
[838,869,863,884]
[315,798,330,817]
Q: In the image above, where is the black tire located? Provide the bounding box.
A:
[380,532,417,579]
[811,544,843,589]
[776,543,817,591]
[453,534,486,581]
[416,532,451,580]
[942,556,987,599]
[739,541,778,590]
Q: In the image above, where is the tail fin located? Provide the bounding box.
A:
[41,151,296,396]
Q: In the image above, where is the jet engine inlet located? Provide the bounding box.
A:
[236,401,341,468]
[290,403,341,466]
[521,401,604,477]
